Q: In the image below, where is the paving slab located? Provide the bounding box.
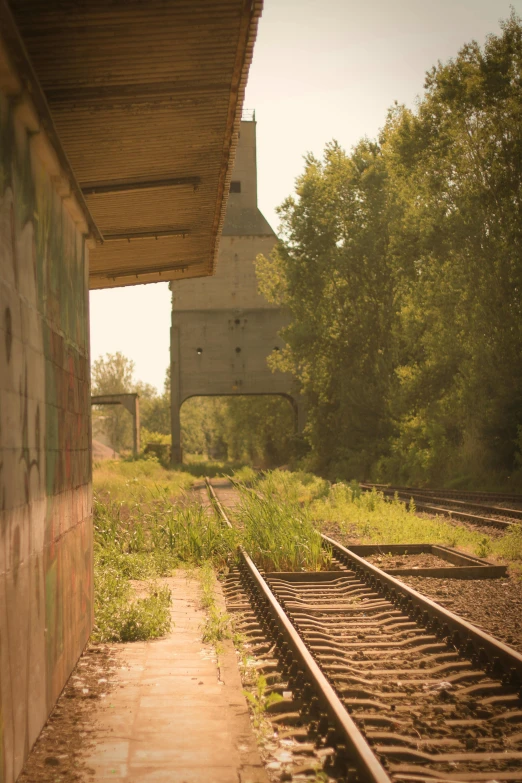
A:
[85,572,267,783]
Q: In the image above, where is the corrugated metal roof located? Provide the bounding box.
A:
[8,0,263,288]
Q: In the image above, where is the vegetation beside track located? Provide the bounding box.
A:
[233,470,522,573]
[233,472,331,572]
[92,458,236,642]
[93,456,195,500]
[91,459,522,643]
[312,482,522,567]
[199,561,232,650]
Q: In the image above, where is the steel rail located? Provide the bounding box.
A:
[362,482,522,505]
[323,534,522,687]
[360,483,522,521]
[207,478,522,685]
[205,479,392,783]
[360,484,515,529]
[206,480,232,530]
[207,478,522,782]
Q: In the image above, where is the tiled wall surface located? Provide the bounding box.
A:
[0,80,92,782]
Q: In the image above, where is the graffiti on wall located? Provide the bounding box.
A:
[0,87,92,783]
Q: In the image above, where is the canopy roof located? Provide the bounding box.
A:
[7,0,262,288]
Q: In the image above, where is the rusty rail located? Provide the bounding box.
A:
[363,482,522,505]
[207,478,522,783]
[206,478,391,783]
[360,483,521,528]
[323,535,522,685]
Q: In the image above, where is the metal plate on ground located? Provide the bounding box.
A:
[346,543,506,578]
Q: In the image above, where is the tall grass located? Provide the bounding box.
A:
[93,456,195,503]
[310,483,522,566]
[93,491,236,573]
[92,567,172,643]
[235,470,522,571]
[92,459,235,642]
[233,473,330,572]
[152,499,236,567]
[255,469,330,504]
[496,524,522,565]
[230,465,258,485]
[199,561,231,649]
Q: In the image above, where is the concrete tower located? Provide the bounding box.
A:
[170,118,304,462]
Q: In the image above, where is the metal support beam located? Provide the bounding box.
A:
[91,393,140,456]
[45,81,232,105]
[81,177,200,195]
[93,263,190,281]
[103,229,190,242]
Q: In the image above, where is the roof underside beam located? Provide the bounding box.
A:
[103,229,190,241]
[44,81,234,104]
[81,177,201,196]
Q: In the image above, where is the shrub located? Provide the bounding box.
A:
[92,460,235,643]
[92,560,172,643]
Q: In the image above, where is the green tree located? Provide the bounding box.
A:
[180,395,296,466]
[91,355,172,451]
[181,397,227,456]
[91,352,135,394]
[256,12,522,488]
[139,368,171,435]
[380,11,522,484]
[257,140,397,478]
[221,396,295,466]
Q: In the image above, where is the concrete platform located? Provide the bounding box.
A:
[85,572,267,783]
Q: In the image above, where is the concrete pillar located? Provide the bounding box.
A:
[119,395,141,457]
[168,120,305,461]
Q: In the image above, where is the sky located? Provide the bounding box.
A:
[89,0,521,393]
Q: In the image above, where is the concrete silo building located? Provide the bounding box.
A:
[170,117,304,462]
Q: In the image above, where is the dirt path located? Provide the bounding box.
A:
[19,571,266,783]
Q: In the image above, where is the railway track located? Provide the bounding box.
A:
[207,479,522,783]
[359,483,522,530]
[363,485,522,507]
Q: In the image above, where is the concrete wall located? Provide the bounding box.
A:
[172,234,279,312]
[171,120,303,460]
[172,292,291,399]
[0,47,92,783]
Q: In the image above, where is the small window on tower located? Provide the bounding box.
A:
[230,181,241,193]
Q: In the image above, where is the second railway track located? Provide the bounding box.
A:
[207,478,522,783]
[362,485,522,507]
[359,483,522,530]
